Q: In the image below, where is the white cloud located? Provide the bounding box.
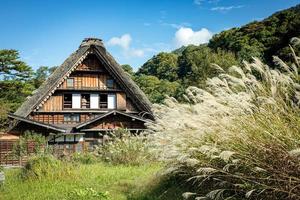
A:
[174,27,213,47]
[194,0,204,5]
[126,49,144,57]
[194,0,220,5]
[107,34,132,49]
[211,5,244,11]
[161,22,191,29]
[106,34,145,58]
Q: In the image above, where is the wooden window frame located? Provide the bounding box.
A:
[63,94,72,109]
[66,78,74,88]
[106,79,114,89]
[63,114,80,123]
[99,93,108,109]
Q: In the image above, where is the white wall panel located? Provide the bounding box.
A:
[72,94,81,108]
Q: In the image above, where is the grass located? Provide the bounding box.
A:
[0,162,163,200]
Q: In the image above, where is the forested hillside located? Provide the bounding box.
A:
[134,4,300,103]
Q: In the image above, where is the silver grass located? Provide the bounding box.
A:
[197,167,217,175]
[219,150,235,162]
[182,192,197,199]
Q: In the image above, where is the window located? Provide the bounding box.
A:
[106,79,114,89]
[99,94,108,109]
[90,94,99,109]
[108,94,116,109]
[63,94,72,108]
[67,78,74,88]
[72,94,81,108]
[81,94,90,108]
[64,114,80,123]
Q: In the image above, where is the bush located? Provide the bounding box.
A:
[12,130,46,159]
[71,153,98,164]
[148,39,300,199]
[21,154,74,180]
[94,129,154,166]
[67,187,110,200]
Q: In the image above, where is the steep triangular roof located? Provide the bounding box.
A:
[15,38,152,117]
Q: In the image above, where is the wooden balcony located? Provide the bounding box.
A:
[56,86,122,92]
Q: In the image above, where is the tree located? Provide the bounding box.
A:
[121,64,134,76]
[208,4,300,64]
[178,45,238,87]
[137,52,179,82]
[32,66,57,88]
[0,49,33,80]
[134,75,180,103]
[0,50,35,122]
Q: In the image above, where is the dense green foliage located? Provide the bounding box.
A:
[209,4,300,64]
[0,50,57,130]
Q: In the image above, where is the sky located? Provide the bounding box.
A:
[0,0,299,71]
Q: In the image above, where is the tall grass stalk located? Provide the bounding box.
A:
[147,38,300,199]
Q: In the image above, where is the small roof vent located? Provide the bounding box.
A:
[80,38,105,48]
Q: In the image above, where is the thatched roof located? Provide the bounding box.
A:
[15,38,152,118]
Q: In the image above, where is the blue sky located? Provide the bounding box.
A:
[0,0,299,70]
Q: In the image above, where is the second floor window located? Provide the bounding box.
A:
[81,94,90,108]
[99,94,108,109]
[67,78,74,88]
[63,94,72,108]
[106,79,114,89]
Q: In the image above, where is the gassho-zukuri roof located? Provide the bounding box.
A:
[14,38,153,118]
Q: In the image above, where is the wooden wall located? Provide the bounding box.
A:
[117,92,126,110]
[77,54,103,71]
[29,114,97,124]
[42,94,62,111]
[40,92,128,112]
[86,114,145,130]
[59,74,115,90]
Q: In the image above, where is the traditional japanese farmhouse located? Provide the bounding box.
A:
[7,38,153,150]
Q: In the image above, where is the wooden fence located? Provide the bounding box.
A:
[0,140,86,166]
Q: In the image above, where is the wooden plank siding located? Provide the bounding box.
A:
[39,91,129,112]
[58,73,117,90]
[42,94,62,111]
[29,114,97,124]
[117,92,126,110]
[86,115,145,130]
[77,54,103,71]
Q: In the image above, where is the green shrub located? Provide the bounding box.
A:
[12,130,46,159]
[94,129,154,166]
[71,153,98,164]
[21,154,74,180]
[67,187,110,200]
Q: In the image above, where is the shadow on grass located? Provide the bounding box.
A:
[126,173,193,200]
